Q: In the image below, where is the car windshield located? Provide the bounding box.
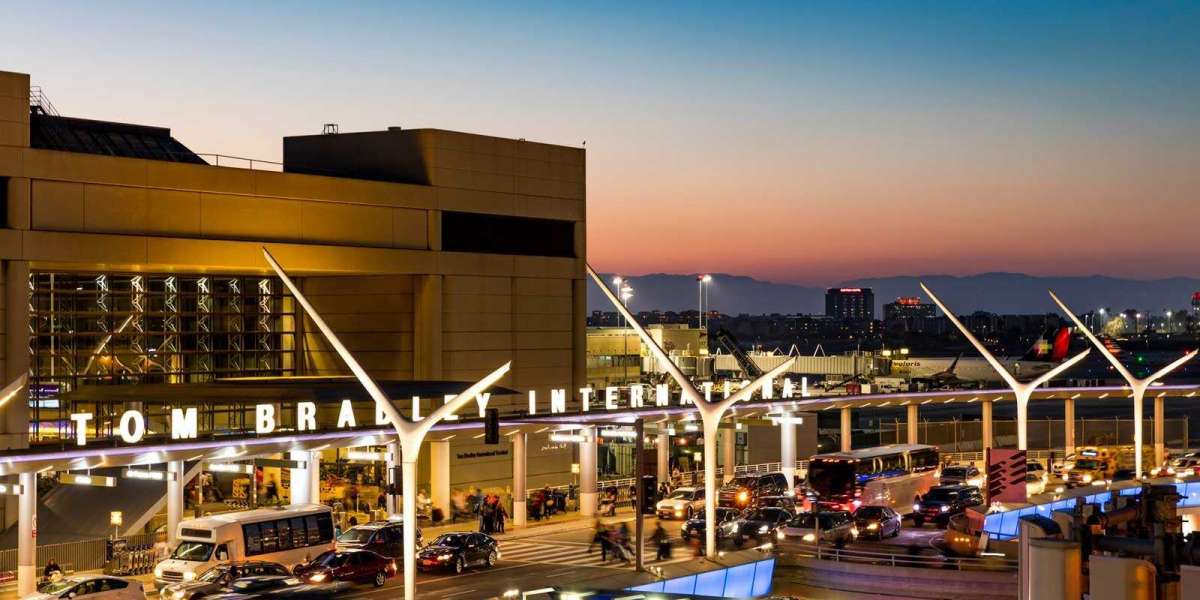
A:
[789,513,839,529]
[925,489,959,501]
[39,580,77,594]
[431,534,468,547]
[312,552,351,567]
[942,467,969,477]
[855,507,885,518]
[197,566,229,582]
[668,490,693,499]
[172,541,215,562]
[724,477,756,489]
[1074,459,1100,470]
[337,528,375,544]
[746,509,779,521]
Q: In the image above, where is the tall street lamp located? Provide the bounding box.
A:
[588,264,794,558]
[265,248,510,600]
[697,274,712,329]
[1050,291,1196,476]
[920,282,1090,450]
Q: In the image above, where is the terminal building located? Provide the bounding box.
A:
[0,69,587,530]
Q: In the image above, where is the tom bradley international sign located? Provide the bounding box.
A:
[64,377,809,447]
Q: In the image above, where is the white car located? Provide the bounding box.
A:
[28,575,143,600]
[656,487,705,520]
[777,511,858,545]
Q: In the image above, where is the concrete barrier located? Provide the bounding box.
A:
[775,556,1017,600]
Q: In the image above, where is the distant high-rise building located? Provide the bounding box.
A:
[825,287,874,320]
[1193,292,1200,315]
[883,296,936,321]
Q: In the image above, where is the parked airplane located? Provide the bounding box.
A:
[893,327,1073,387]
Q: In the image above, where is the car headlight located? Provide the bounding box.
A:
[737,491,749,503]
[867,523,878,530]
[675,510,682,517]
[940,505,949,513]
[758,525,769,534]
[850,527,859,537]
[155,568,164,578]
[438,554,453,561]
[802,533,815,542]
[1167,467,1176,475]
[173,592,184,600]
[310,572,327,582]
[183,572,195,581]
[913,503,920,512]
[776,531,785,540]
[1082,474,1093,483]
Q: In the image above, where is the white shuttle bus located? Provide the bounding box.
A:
[154,504,335,588]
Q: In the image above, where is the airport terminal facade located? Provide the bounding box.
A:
[0,69,588,520]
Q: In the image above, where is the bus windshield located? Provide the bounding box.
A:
[807,460,855,499]
[171,541,215,562]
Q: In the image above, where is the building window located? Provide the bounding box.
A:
[441,211,575,257]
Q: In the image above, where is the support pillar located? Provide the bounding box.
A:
[285,451,314,506]
[17,472,35,597]
[982,400,994,450]
[721,424,736,483]
[579,426,597,516]
[167,460,184,547]
[656,425,670,483]
[840,407,852,452]
[430,440,450,520]
[386,441,401,518]
[512,432,527,528]
[1064,398,1076,459]
[1154,395,1165,468]
[906,404,919,444]
[779,412,796,488]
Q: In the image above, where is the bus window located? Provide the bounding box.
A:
[243,523,263,555]
[808,459,856,499]
[276,519,293,550]
[290,517,307,548]
[260,521,278,553]
[316,513,334,544]
[306,515,321,545]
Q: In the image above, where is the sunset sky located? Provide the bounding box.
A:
[3,1,1197,285]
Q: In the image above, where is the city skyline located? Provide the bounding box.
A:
[3,1,1198,284]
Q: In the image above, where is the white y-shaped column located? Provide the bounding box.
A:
[266,249,510,600]
[588,265,795,558]
[920,283,1090,450]
[1049,290,1196,476]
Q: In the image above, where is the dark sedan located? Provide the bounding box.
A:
[853,506,901,539]
[680,507,741,542]
[417,532,499,574]
[294,550,396,588]
[719,507,793,547]
[201,576,343,600]
[158,562,291,600]
[913,485,983,527]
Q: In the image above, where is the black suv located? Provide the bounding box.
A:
[335,520,420,559]
[913,485,983,527]
[718,473,792,508]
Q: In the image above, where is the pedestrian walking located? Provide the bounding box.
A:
[652,524,672,561]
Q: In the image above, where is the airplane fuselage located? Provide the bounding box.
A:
[891,357,1056,384]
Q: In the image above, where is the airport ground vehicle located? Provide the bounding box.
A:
[939,465,984,488]
[718,473,792,508]
[158,561,290,600]
[335,520,419,559]
[778,511,858,545]
[656,487,705,520]
[806,444,939,515]
[912,484,983,527]
[853,506,902,539]
[721,507,793,547]
[416,533,499,574]
[680,507,741,542]
[294,550,396,587]
[154,505,336,588]
[30,575,144,600]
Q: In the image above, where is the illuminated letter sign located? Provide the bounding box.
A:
[171,407,198,440]
[655,384,670,407]
[605,387,618,410]
[70,413,93,446]
[630,385,644,408]
[255,404,276,434]
[580,387,594,412]
[550,389,567,414]
[528,390,537,415]
[118,410,145,444]
[297,402,317,431]
[475,392,491,418]
[337,399,357,428]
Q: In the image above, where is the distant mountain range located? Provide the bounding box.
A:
[588,272,1200,315]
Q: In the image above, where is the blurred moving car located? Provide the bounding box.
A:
[913,485,983,527]
[1111,469,1139,482]
[853,506,901,539]
[1025,473,1047,496]
[720,507,793,547]
[31,575,144,600]
[778,511,857,545]
[335,520,417,559]
[158,562,291,600]
[1165,452,1200,477]
[294,550,396,587]
[939,465,983,488]
[202,576,342,600]
[416,532,499,574]
[718,473,793,508]
[656,487,705,520]
[680,507,741,542]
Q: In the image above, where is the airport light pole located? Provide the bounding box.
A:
[919,283,1090,450]
[265,248,510,600]
[1049,290,1197,476]
[588,264,795,558]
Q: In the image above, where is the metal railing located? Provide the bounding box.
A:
[29,86,60,116]
[194,154,284,172]
[0,533,157,574]
[778,543,1018,572]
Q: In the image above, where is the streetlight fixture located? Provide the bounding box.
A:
[588,264,795,558]
[1050,290,1197,476]
[265,248,510,600]
[697,274,712,329]
[920,283,1090,450]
